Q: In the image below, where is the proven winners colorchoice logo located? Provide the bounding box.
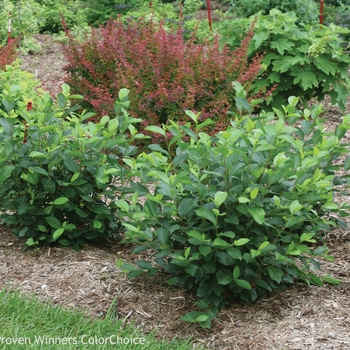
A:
[0,335,146,346]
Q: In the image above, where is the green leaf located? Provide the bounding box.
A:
[238,197,250,203]
[52,197,69,205]
[216,271,233,285]
[344,156,350,171]
[195,207,217,226]
[53,227,64,240]
[38,225,48,232]
[71,172,80,182]
[267,267,283,283]
[58,239,72,246]
[29,151,47,158]
[0,165,15,183]
[26,238,37,246]
[253,31,270,49]
[271,38,294,55]
[234,238,250,246]
[184,247,191,259]
[214,191,227,207]
[1,96,15,114]
[293,70,318,90]
[199,245,211,257]
[314,57,337,76]
[290,200,303,214]
[196,315,209,322]
[235,279,251,290]
[93,220,102,229]
[144,125,165,136]
[63,158,80,173]
[250,188,259,200]
[115,200,129,212]
[248,207,265,224]
[187,230,203,241]
[178,198,194,218]
[46,216,61,229]
[29,166,48,176]
[195,300,210,310]
[272,57,293,73]
[180,311,203,323]
[321,276,341,285]
[233,266,240,280]
[212,238,230,247]
[57,92,67,108]
[137,260,154,270]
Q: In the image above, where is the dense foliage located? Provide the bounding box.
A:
[0,64,144,250]
[216,10,350,111]
[120,86,349,327]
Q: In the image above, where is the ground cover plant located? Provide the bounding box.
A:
[119,86,350,327]
[0,289,196,350]
[63,17,264,141]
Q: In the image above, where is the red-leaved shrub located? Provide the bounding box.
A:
[63,18,263,138]
[0,39,18,70]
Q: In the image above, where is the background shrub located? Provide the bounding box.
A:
[0,0,44,52]
[216,10,350,111]
[227,0,318,24]
[120,88,350,328]
[63,18,264,142]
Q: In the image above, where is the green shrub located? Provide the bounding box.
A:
[0,60,44,105]
[216,10,350,111]
[324,2,350,41]
[119,84,349,328]
[0,0,43,52]
[0,81,144,250]
[34,0,89,34]
[227,0,318,24]
[84,0,144,26]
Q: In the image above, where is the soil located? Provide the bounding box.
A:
[1,34,350,349]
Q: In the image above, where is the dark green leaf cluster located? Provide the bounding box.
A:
[0,70,144,250]
[119,83,350,327]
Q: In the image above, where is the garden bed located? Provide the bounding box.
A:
[0,34,349,349]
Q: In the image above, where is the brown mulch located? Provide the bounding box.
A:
[0,34,349,349]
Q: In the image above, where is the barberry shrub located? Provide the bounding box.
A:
[63,18,263,141]
[0,81,144,250]
[0,40,18,70]
[119,86,349,328]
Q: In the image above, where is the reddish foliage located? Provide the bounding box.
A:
[63,18,264,140]
[0,39,19,70]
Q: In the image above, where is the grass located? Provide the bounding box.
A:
[0,289,197,349]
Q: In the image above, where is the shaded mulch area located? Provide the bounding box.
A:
[0,34,348,349]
